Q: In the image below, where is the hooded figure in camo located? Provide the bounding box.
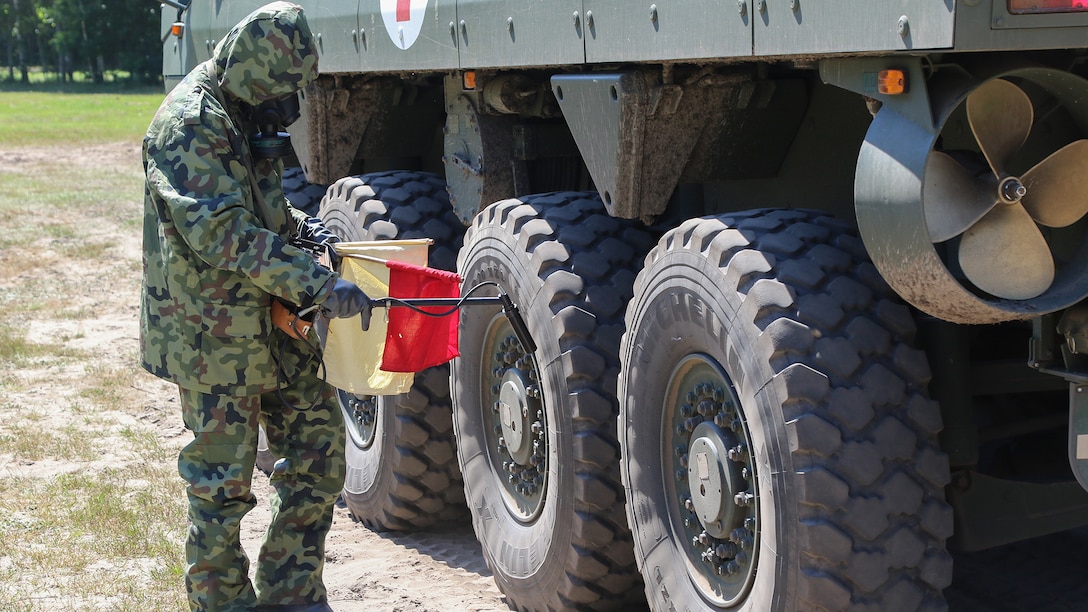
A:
[142,1,334,391]
[140,4,360,611]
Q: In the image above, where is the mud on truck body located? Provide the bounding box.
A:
[161,0,1088,609]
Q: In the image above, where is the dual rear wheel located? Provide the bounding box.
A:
[314,171,954,610]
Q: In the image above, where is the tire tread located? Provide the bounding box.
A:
[622,209,953,609]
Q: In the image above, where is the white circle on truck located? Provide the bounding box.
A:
[380,0,427,50]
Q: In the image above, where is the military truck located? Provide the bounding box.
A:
[160,0,1088,609]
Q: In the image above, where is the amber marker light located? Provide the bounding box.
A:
[462,71,477,90]
[1009,0,1088,14]
[171,22,185,37]
[877,69,907,95]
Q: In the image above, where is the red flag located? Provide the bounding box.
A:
[381,260,462,372]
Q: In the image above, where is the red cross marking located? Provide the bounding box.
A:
[397,0,410,22]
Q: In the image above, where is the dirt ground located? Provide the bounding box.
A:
[2,140,510,611]
[244,482,509,611]
[144,354,509,612]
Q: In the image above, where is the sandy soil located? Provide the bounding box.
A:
[242,476,509,611]
[1,141,510,611]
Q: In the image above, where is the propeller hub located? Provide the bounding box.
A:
[999,176,1027,204]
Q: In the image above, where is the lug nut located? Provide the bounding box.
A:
[717,560,740,576]
[727,443,747,462]
[715,542,738,559]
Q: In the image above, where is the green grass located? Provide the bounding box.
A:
[0,420,98,463]
[0,467,187,610]
[0,90,189,610]
[0,90,163,148]
[0,89,153,321]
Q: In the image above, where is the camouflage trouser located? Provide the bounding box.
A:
[177,344,345,612]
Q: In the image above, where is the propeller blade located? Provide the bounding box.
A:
[958,203,1055,300]
[924,151,999,242]
[967,78,1034,177]
[1020,139,1088,227]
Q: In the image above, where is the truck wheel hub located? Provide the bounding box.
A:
[687,421,745,539]
[485,324,547,521]
[667,355,758,605]
[499,369,534,465]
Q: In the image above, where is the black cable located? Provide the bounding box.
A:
[270,280,508,411]
[376,281,502,317]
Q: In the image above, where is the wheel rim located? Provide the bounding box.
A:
[665,354,759,606]
[480,312,547,522]
[339,389,378,449]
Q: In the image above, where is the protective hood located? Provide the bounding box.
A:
[213,2,318,106]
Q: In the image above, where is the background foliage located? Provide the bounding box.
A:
[0,0,161,85]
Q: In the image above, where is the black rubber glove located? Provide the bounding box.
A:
[297,215,340,245]
[324,242,343,272]
[320,278,373,330]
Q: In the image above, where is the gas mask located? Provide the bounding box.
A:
[248,92,302,159]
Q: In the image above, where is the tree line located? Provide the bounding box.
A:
[1,0,161,84]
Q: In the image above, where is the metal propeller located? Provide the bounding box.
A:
[922,78,1088,300]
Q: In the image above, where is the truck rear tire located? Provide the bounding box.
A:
[452,192,655,609]
[619,210,954,610]
[318,171,467,530]
[282,166,328,217]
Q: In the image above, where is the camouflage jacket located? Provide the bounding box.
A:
[141,2,334,395]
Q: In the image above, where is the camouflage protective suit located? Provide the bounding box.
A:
[140,3,345,610]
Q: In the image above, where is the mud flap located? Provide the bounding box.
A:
[1069,384,1088,492]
